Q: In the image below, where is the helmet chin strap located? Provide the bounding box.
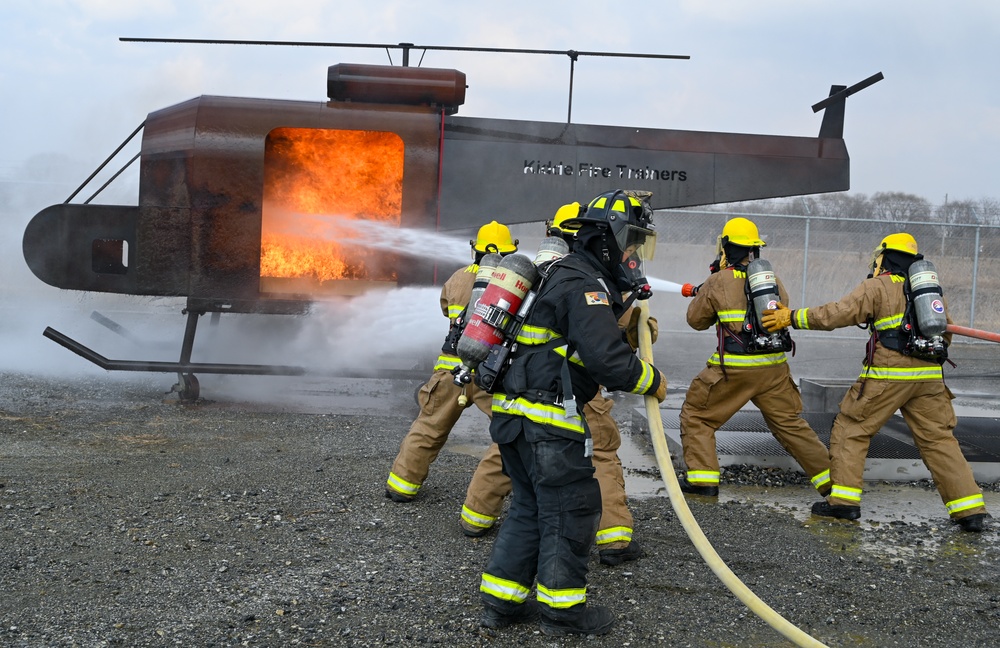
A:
[600,232,614,266]
[869,251,884,278]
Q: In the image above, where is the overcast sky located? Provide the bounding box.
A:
[2,0,998,379]
[3,0,1000,210]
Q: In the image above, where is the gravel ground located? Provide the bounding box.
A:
[2,372,1000,648]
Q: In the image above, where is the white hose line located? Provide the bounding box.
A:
[636,301,829,648]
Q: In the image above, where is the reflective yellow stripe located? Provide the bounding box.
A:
[480,573,531,603]
[461,505,496,529]
[595,525,633,546]
[447,304,465,319]
[859,365,943,380]
[708,352,787,367]
[793,308,809,329]
[687,470,719,485]
[629,361,655,394]
[811,469,831,490]
[434,354,462,371]
[553,344,585,367]
[947,493,985,515]
[386,472,420,496]
[717,309,746,324]
[491,394,585,434]
[873,313,904,331]
[516,325,558,345]
[537,583,587,609]
[831,484,862,503]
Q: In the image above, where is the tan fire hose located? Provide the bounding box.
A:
[636,301,829,648]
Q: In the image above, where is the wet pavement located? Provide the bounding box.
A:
[9,301,1000,538]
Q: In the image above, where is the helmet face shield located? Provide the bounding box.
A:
[869,247,884,277]
[616,224,656,261]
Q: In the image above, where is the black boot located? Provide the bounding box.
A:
[680,477,719,497]
[384,488,414,503]
[480,601,538,629]
[955,513,988,533]
[811,500,861,520]
[540,605,615,636]
[599,540,644,566]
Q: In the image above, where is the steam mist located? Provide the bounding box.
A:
[2,189,687,406]
[645,276,684,294]
[267,210,474,266]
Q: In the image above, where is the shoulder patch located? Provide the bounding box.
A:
[585,291,610,306]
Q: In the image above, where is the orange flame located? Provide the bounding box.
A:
[261,128,404,288]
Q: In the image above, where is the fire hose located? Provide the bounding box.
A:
[946,323,1000,344]
[636,300,829,648]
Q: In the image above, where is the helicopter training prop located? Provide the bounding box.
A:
[21,39,882,398]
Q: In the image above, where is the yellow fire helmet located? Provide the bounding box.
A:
[547,202,583,235]
[878,232,919,255]
[471,220,518,254]
[870,232,918,275]
[720,217,766,248]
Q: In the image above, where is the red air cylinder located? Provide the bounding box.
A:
[456,254,539,368]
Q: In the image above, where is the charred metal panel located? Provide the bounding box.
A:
[22,204,139,294]
[134,95,443,301]
[437,116,849,228]
[328,63,466,113]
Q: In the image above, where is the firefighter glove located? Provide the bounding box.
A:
[626,309,659,349]
[709,257,722,274]
[653,370,668,403]
[761,302,792,332]
[681,283,699,297]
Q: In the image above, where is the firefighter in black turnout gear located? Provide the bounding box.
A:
[478,190,667,636]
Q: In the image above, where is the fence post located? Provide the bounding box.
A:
[801,217,810,307]
[971,226,980,328]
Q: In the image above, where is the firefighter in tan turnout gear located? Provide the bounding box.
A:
[385,221,517,503]
[677,217,831,497]
[461,203,656,568]
[762,232,989,532]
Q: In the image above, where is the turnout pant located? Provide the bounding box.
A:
[463,392,634,548]
[827,379,986,520]
[479,419,601,618]
[679,362,831,491]
[386,369,491,498]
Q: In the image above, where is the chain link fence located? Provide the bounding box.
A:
[647,210,1000,335]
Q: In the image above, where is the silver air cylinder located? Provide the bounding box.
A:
[908,259,947,337]
[746,258,781,331]
[470,253,502,312]
[533,236,569,265]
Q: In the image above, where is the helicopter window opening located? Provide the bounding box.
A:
[92,238,128,275]
[260,127,404,296]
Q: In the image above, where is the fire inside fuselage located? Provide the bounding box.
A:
[260,127,404,294]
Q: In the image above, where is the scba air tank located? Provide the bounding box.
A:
[454,253,539,378]
[470,253,502,312]
[908,259,947,337]
[746,258,781,332]
[533,236,569,265]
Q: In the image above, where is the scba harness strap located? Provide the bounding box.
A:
[872,275,949,365]
[714,264,793,377]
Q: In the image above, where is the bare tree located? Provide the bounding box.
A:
[870,191,932,222]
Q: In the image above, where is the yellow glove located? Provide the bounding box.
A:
[653,370,668,403]
[761,302,792,332]
[626,309,659,350]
